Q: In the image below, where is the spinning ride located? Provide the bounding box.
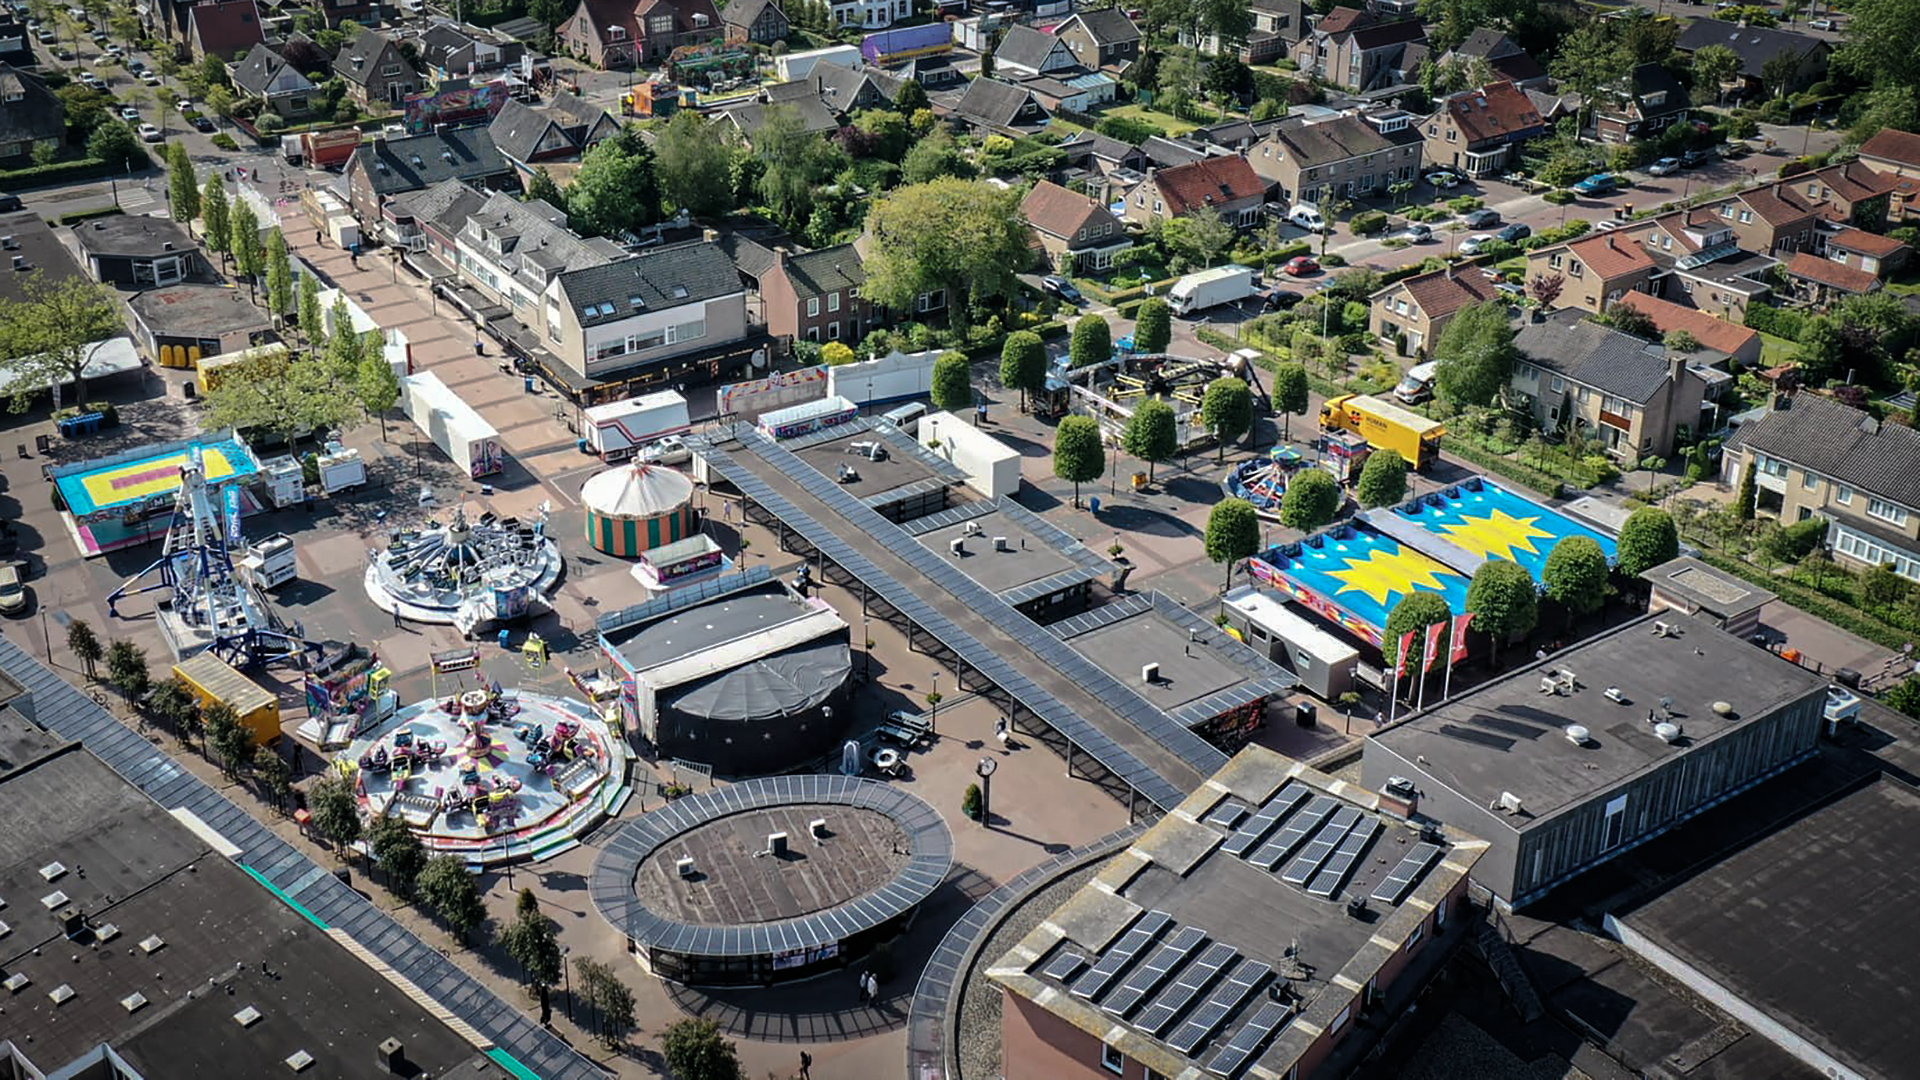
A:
[1224,445,1308,516]
[364,504,564,632]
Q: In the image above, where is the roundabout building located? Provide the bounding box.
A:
[590,775,952,986]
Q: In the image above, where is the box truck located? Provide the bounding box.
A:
[280,128,362,170]
[1167,265,1257,317]
[584,389,691,461]
[1319,393,1445,471]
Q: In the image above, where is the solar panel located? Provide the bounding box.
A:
[1223,783,1311,857]
[1307,817,1381,898]
[1070,911,1173,1001]
[1204,999,1292,1077]
[1039,949,1088,983]
[1370,842,1444,906]
[1133,941,1237,1036]
[1280,807,1362,885]
[1250,796,1337,871]
[1166,958,1271,1056]
[1205,800,1249,831]
[1102,925,1206,1017]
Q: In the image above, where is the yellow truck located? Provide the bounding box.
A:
[1319,393,1445,471]
[173,652,281,747]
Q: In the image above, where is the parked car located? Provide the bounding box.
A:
[1681,147,1716,167]
[140,71,160,86]
[1459,234,1495,255]
[0,563,24,617]
[78,71,101,88]
[34,27,53,42]
[1461,208,1501,228]
[52,46,72,60]
[1425,170,1463,189]
[1593,219,1623,232]
[1262,288,1304,310]
[637,435,692,466]
[1041,274,1082,303]
[1809,16,1835,29]
[1497,223,1532,243]
[1287,204,1330,233]
[1647,157,1681,176]
[177,98,194,113]
[1572,173,1622,195]
[1399,222,1433,242]
[193,116,216,133]
[118,105,139,121]
[0,193,21,212]
[137,123,161,143]
[1282,255,1320,277]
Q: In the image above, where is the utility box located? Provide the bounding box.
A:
[239,534,299,591]
[259,456,307,508]
[317,446,367,493]
[173,652,282,746]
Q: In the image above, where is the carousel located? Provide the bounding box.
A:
[363,503,565,633]
[334,683,631,866]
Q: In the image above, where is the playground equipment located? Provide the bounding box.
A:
[106,450,319,666]
[364,503,563,633]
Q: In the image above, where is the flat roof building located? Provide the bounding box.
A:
[1363,612,1829,907]
[787,416,968,522]
[1641,555,1775,638]
[988,745,1486,1080]
[905,498,1116,623]
[1050,591,1297,751]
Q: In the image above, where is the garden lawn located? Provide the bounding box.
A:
[1759,331,1797,368]
[1099,102,1206,137]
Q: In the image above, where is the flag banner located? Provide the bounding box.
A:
[1451,611,1474,662]
[1423,621,1446,671]
[1397,629,1418,678]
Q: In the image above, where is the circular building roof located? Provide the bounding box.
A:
[591,776,952,959]
[581,462,695,519]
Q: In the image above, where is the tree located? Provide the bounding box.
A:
[1434,300,1516,407]
[1735,458,1757,520]
[205,700,254,777]
[1599,303,1658,341]
[1617,506,1680,577]
[1071,314,1111,369]
[1760,50,1802,99]
[229,201,264,296]
[999,330,1047,411]
[298,271,324,351]
[1466,559,1538,661]
[367,812,429,895]
[655,111,736,218]
[199,51,230,90]
[900,128,972,184]
[1528,272,1564,309]
[1159,208,1236,271]
[0,272,123,410]
[151,679,203,749]
[568,132,661,238]
[204,85,234,118]
[104,640,149,712]
[1542,535,1610,627]
[1280,468,1340,531]
[1383,590,1454,675]
[1693,43,1742,103]
[1201,376,1253,461]
[754,105,847,233]
[85,120,141,169]
[930,350,972,412]
[254,745,293,810]
[1885,674,1920,721]
[574,956,636,1048]
[895,77,930,115]
[1053,415,1104,507]
[501,889,564,991]
[308,773,363,854]
[1864,562,1908,606]
[524,166,563,207]
[201,174,231,268]
[1664,329,1701,353]
[66,619,103,680]
[1157,49,1203,118]
[1355,448,1409,507]
[1271,362,1309,439]
[661,1018,743,1080]
[1123,396,1178,481]
[167,141,200,226]
[417,854,486,941]
[1205,497,1261,592]
[1133,297,1172,354]
[862,178,1032,329]
[1549,20,1629,128]
[264,228,293,328]
[356,350,402,441]
[528,0,571,26]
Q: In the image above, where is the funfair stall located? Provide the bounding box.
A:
[403,371,505,478]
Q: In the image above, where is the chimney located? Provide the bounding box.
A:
[376,1038,407,1075]
[773,245,789,267]
[1669,351,1685,388]
[701,226,718,243]
[1146,165,1157,182]
[1379,776,1419,819]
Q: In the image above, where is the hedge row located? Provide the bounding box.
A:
[1435,435,1568,499]
[1691,550,1912,652]
[57,205,125,226]
[0,152,149,188]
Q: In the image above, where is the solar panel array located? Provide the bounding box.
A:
[1071,911,1174,1001]
[1247,795,1336,871]
[1280,807,1364,886]
[1371,842,1445,905]
[1102,925,1207,1018]
[1165,959,1272,1055]
[1135,941,1238,1035]
[1204,999,1293,1077]
[1221,783,1310,857]
[1308,817,1381,898]
[693,430,1228,809]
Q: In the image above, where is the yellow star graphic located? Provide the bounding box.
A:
[1325,546,1459,607]
[1439,507,1554,563]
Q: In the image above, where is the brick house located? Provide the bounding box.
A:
[1053,8,1142,74]
[1697,184,1822,257]
[1822,227,1910,278]
[1676,21,1829,100]
[334,27,422,107]
[0,64,64,168]
[1248,109,1423,206]
[1784,251,1883,308]
[1523,231,1659,314]
[1120,156,1267,230]
[1021,180,1131,274]
[1611,291,1763,368]
[1293,8,1425,93]
[343,129,517,229]
[1593,63,1690,144]
[1368,267,1502,357]
[231,44,319,121]
[1622,210,1777,322]
[186,0,265,62]
[756,244,873,345]
[560,0,723,69]
[721,0,789,45]
[1511,309,1713,458]
[1858,128,1920,221]
[1421,80,1544,177]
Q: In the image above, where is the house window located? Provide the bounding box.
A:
[1803,471,1819,490]
[1569,260,1583,277]
[828,291,841,312]
[828,321,841,340]
[1548,254,1563,269]
[1603,794,1628,849]
[1869,498,1910,526]
[917,289,946,312]
[1738,210,1752,223]
[1720,205,1734,219]
[1406,922,1423,950]
[650,15,672,32]
[382,64,402,76]
[1838,485,1854,505]
[807,297,820,317]
[806,326,819,342]
[1101,1044,1125,1074]
[849,286,861,298]
[1331,1003,1353,1032]
[608,25,626,39]
[1551,375,1565,393]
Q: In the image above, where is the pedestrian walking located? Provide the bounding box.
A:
[315,230,323,247]
[865,972,879,1002]
[799,1051,812,1078]
[857,970,870,1003]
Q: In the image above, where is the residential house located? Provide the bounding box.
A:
[810,61,903,112]
[1612,290,1763,368]
[1367,266,1502,357]
[560,0,724,69]
[1784,250,1883,307]
[1625,209,1777,322]
[545,236,752,390]
[1799,159,1899,231]
[716,95,841,144]
[344,128,517,227]
[334,27,422,107]
[448,192,624,327]
[994,24,1076,78]
[0,64,63,168]
[1120,155,1267,229]
[0,15,32,67]
[894,53,963,90]
[1138,134,1210,169]
[1021,179,1131,274]
[1056,130,1149,198]
[415,22,525,85]
[1190,116,1290,152]
[70,216,208,289]
[1053,7,1143,73]
[721,0,790,45]
[1248,109,1424,206]
[1012,74,1103,115]
[186,0,264,62]
[1723,392,1920,579]
[1441,29,1547,89]
[231,44,320,121]
[314,0,375,29]
[1293,8,1425,93]
[0,210,90,307]
[1183,0,1306,61]
[1822,227,1910,277]
[1593,62,1690,144]
[831,0,910,30]
[948,76,1048,136]
[488,97,619,176]
[1699,183,1823,257]
[1676,21,1829,100]
[126,286,271,362]
[1857,127,1920,221]
[1523,231,1660,313]
[382,177,489,262]
[1511,308,1713,458]
[757,244,875,344]
[1421,80,1544,177]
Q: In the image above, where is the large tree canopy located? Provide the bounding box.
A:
[861,178,1031,328]
[1434,299,1518,407]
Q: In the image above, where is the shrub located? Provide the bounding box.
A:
[1544,189,1576,205]
[962,783,982,819]
[1349,210,1389,235]
[256,113,286,134]
[210,133,239,150]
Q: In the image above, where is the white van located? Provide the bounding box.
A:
[0,563,23,616]
[1288,204,1329,233]
[1394,360,1439,405]
[882,402,927,433]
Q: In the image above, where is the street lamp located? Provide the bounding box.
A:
[862,615,871,680]
[975,756,996,828]
[561,944,572,1022]
[928,670,940,735]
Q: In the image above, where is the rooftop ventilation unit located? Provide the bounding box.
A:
[766,832,788,857]
[1604,686,1626,703]
[121,991,148,1013]
[1141,662,1160,684]
[13,255,27,270]
[1651,620,1676,637]
[286,1050,314,1072]
[964,521,983,536]
[235,1005,263,1026]
[993,535,1009,551]
[1654,722,1684,744]
[810,818,829,838]
[378,1037,407,1075]
[676,856,697,879]
[1,236,15,249]
[1384,776,1418,800]
[39,861,65,882]
[1497,791,1524,814]
[1711,700,1735,718]
[949,538,965,556]
[1538,669,1575,696]
[1564,724,1591,746]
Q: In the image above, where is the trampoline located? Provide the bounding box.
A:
[1251,522,1470,647]
[54,435,258,518]
[1390,476,1618,583]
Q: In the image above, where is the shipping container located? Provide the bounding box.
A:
[173,651,281,746]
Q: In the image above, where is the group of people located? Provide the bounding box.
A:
[854,969,881,1004]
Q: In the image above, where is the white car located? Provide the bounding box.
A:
[1425,170,1462,189]
[118,105,139,121]
[78,72,102,88]
[177,98,194,113]
[138,123,162,143]
[637,436,691,466]
[140,71,161,86]
[1646,157,1681,176]
[1593,219,1622,232]
[1398,223,1433,242]
[1458,234,1495,255]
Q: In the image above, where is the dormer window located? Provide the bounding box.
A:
[608,25,625,39]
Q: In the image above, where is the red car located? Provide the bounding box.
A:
[1282,255,1320,277]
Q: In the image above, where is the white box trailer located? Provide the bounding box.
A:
[239,534,299,591]
[1169,265,1257,316]
[402,371,504,478]
[1221,586,1359,701]
[584,389,690,461]
[918,411,1021,499]
[318,446,367,492]
[825,347,938,411]
[774,44,860,81]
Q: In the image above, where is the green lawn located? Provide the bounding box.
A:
[1098,102,1205,137]
[1759,331,1798,368]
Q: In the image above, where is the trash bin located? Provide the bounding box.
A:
[1835,667,1863,689]
[183,382,196,400]
[1295,701,1317,729]
[523,377,535,393]
[576,437,588,453]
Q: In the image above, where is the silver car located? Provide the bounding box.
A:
[1461,208,1501,229]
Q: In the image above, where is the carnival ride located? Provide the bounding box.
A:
[363,503,564,633]
[1224,445,1308,515]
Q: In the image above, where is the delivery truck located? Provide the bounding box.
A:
[1319,393,1445,471]
[1167,265,1258,316]
[280,128,363,170]
[583,389,691,461]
